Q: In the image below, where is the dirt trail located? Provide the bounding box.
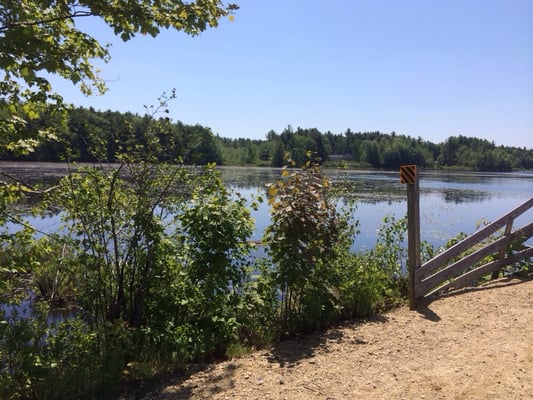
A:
[145,277,532,399]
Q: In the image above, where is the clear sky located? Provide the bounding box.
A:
[50,0,533,148]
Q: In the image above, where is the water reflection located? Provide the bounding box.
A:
[439,189,491,204]
[218,166,279,189]
[2,164,532,250]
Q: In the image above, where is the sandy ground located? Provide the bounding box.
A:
[144,276,532,400]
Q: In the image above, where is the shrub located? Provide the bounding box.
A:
[264,154,351,335]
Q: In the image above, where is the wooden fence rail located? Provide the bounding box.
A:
[413,196,533,300]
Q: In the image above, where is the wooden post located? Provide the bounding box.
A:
[491,218,513,280]
[400,165,420,310]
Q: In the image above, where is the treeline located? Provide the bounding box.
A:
[3,106,223,165]
[4,107,532,171]
[233,126,533,171]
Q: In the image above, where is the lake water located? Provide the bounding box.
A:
[2,163,533,252]
[217,167,533,251]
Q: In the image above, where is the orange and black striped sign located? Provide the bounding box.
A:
[400,165,417,184]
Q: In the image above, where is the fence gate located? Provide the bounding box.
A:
[401,166,533,309]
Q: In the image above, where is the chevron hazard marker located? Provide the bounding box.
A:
[400,165,417,184]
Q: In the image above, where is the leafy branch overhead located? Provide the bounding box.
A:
[0,0,238,153]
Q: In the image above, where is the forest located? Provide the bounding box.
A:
[2,106,532,172]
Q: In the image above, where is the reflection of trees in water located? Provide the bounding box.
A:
[2,163,511,211]
[441,189,491,204]
[220,167,408,206]
[331,174,405,205]
[218,166,279,189]
[423,172,494,185]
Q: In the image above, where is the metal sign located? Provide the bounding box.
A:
[400,165,417,184]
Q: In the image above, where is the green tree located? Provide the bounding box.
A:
[271,141,285,167]
[184,125,223,165]
[363,140,381,168]
[0,0,238,154]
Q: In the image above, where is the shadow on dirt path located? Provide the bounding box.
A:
[267,314,388,368]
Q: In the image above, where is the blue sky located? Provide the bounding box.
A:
[51,0,533,148]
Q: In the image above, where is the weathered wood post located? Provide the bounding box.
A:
[400,165,420,310]
[491,218,513,280]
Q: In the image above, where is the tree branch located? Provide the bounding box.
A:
[0,172,58,194]
[0,10,96,33]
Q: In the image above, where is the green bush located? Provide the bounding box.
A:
[263,154,351,335]
[237,259,280,347]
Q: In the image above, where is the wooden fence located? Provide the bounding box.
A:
[413,196,533,301]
